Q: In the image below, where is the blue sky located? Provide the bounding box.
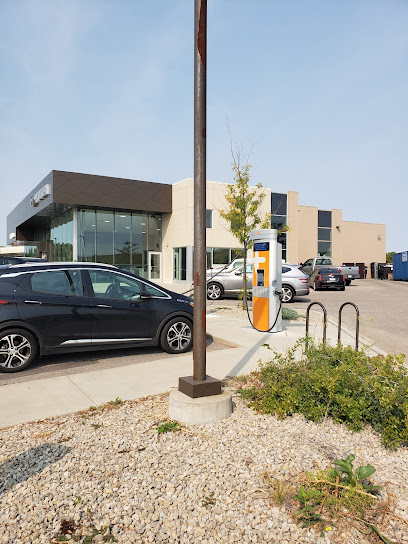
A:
[0,0,407,251]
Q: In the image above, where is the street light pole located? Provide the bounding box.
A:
[193,0,207,381]
[178,0,221,399]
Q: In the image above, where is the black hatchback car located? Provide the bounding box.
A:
[309,267,345,291]
[0,262,194,372]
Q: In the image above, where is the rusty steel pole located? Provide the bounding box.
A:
[178,0,220,398]
[193,0,207,381]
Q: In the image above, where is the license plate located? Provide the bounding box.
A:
[348,275,352,278]
[328,277,336,282]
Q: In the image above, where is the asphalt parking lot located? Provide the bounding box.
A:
[208,278,408,361]
[0,335,229,386]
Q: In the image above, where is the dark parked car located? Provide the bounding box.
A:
[0,262,194,372]
[309,267,345,291]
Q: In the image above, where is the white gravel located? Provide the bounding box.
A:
[1,387,407,544]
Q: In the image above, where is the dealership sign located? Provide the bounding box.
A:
[30,184,51,207]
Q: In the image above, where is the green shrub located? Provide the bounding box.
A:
[238,340,408,449]
[282,307,301,321]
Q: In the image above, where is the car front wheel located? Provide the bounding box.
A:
[207,282,223,300]
[160,317,193,354]
[0,329,37,373]
[281,285,295,303]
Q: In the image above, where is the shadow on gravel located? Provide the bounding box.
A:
[0,443,70,494]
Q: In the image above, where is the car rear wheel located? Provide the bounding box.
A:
[345,279,351,286]
[281,285,295,303]
[0,329,37,373]
[207,282,223,300]
[160,317,193,354]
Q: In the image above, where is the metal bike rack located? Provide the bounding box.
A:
[338,302,360,351]
[305,302,327,345]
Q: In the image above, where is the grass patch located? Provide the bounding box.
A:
[238,339,408,449]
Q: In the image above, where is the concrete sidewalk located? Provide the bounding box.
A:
[0,311,386,429]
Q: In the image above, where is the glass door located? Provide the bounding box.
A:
[148,252,162,282]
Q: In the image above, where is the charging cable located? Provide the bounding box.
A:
[244,291,283,333]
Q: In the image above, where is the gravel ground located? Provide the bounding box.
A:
[1,386,407,544]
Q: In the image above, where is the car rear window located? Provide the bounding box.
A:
[30,270,83,296]
[319,268,340,274]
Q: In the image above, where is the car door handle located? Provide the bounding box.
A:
[24,300,42,304]
[97,304,112,308]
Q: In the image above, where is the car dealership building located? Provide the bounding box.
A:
[7,170,386,282]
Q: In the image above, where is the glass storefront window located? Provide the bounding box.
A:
[77,209,162,277]
[78,209,96,262]
[318,210,332,228]
[96,210,114,264]
[318,228,331,241]
[114,212,132,265]
[174,247,187,281]
[132,212,148,278]
[213,248,230,265]
[50,208,74,261]
[148,215,162,252]
[271,193,287,216]
[318,241,332,256]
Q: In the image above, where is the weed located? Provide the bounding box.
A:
[295,485,324,527]
[201,491,216,508]
[91,423,102,430]
[73,496,82,506]
[157,420,180,434]
[263,472,292,505]
[239,338,408,449]
[106,397,123,406]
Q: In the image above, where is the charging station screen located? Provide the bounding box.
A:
[254,242,269,251]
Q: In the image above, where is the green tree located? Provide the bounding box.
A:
[219,158,270,310]
[386,251,395,264]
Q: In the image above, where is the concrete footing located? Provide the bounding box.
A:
[168,390,233,425]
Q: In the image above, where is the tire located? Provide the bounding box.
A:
[160,317,193,354]
[0,329,37,373]
[281,285,295,303]
[207,282,223,300]
[314,281,320,291]
[340,286,345,291]
[345,279,351,286]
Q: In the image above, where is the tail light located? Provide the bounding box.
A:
[299,278,308,283]
[0,300,8,305]
[318,275,322,281]
[342,275,345,282]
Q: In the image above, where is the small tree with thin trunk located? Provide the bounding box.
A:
[219,156,270,310]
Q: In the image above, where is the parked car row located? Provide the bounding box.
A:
[206,260,310,302]
[206,256,351,300]
[0,261,194,373]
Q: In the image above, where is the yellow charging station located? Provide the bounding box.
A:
[250,229,282,332]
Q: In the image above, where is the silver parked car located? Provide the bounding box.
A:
[206,261,309,303]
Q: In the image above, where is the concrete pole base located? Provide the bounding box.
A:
[168,390,233,425]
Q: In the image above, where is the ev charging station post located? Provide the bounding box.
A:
[250,229,283,333]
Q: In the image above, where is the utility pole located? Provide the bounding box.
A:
[178,0,221,398]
